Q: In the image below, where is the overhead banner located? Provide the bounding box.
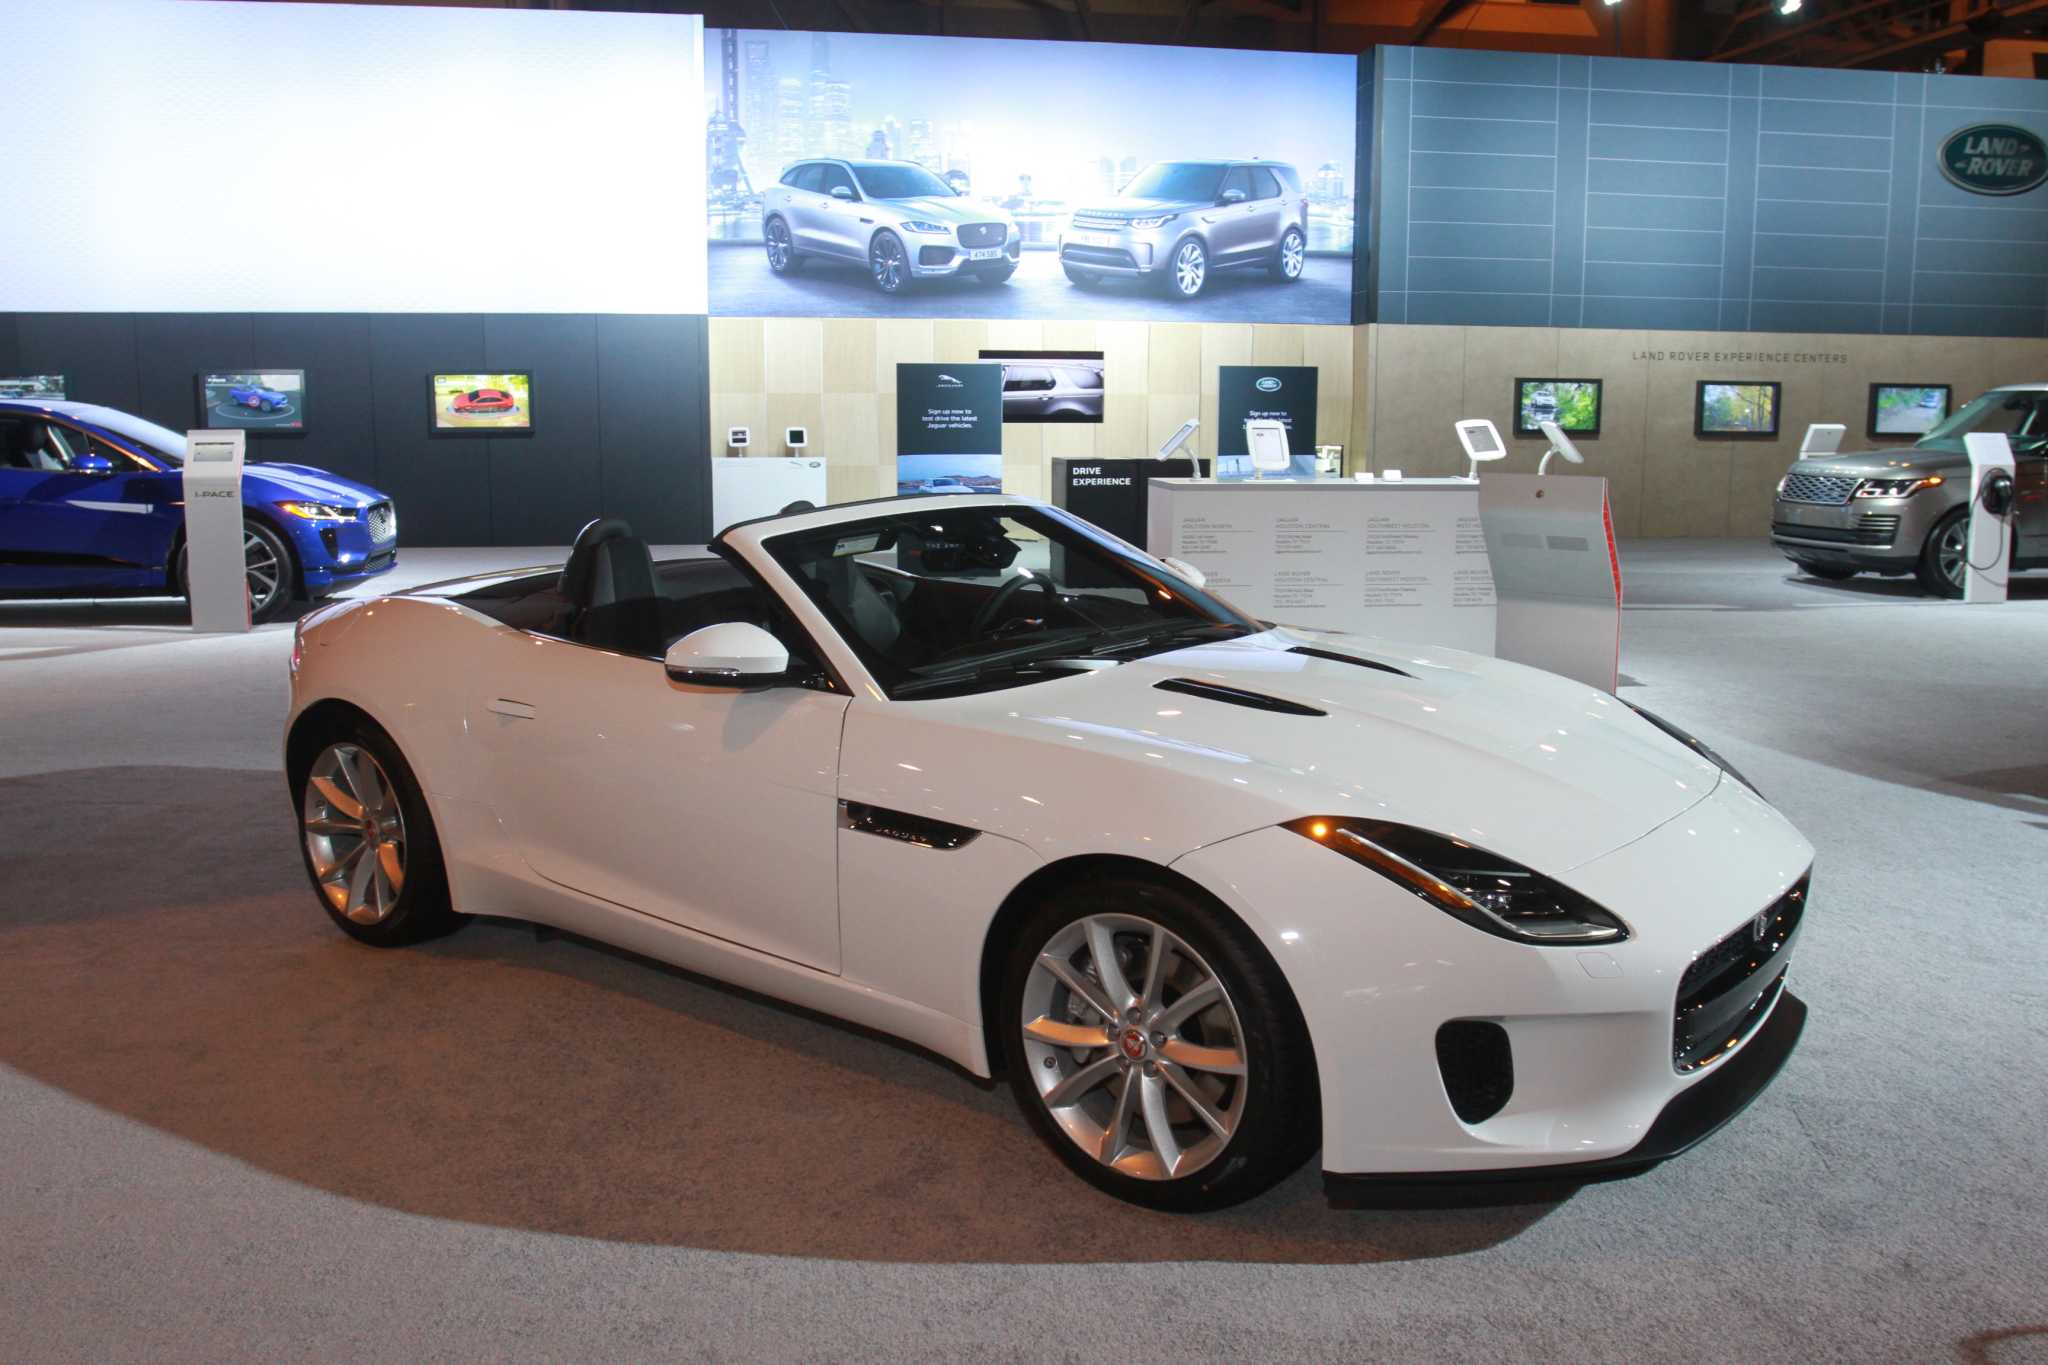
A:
[895,363,1002,496]
[1217,365,1318,478]
[705,28,1356,324]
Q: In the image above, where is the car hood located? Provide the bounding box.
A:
[1074,197,1197,219]
[839,627,1724,876]
[1790,446,1968,479]
[881,195,1012,224]
[243,463,389,506]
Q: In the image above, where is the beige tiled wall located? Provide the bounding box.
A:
[710,317,1357,505]
[1359,324,2048,537]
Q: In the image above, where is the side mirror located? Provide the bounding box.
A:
[1219,188,1247,205]
[1161,556,1207,590]
[71,452,117,476]
[829,184,855,201]
[664,621,789,689]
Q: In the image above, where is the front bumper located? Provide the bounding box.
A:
[1173,773,1815,1181]
[1059,221,1177,276]
[1769,490,1947,570]
[906,229,1019,279]
[283,506,399,593]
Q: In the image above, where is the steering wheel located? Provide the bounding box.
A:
[969,574,1058,638]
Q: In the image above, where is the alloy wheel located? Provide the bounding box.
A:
[1173,241,1206,297]
[1019,912,1247,1181]
[1280,230,1304,278]
[245,527,285,617]
[302,742,408,925]
[1937,517,1967,591]
[871,233,905,292]
[766,219,791,271]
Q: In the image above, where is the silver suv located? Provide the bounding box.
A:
[1770,384,2048,597]
[1060,160,1308,299]
[999,362,1103,422]
[762,159,1021,294]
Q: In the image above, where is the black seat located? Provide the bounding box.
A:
[561,518,661,656]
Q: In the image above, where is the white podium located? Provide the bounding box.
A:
[712,457,828,535]
[1962,433,2015,604]
[183,429,250,633]
[1478,473,1622,691]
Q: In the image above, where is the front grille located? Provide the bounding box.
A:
[366,501,397,544]
[362,550,395,572]
[1771,516,1897,547]
[1062,244,1140,269]
[1778,472,1858,505]
[918,246,955,266]
[956,222,1006,248]
[1673,875,1807,1072]
[1070,212,1126,230]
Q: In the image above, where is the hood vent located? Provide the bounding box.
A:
[1154,678,1326,717]
[1286,645,1412,679]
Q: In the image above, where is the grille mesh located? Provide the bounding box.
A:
[956,222,1006,248]
[366,501,397,544]
[1778,472,1858,505]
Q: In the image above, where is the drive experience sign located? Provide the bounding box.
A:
[1938,123,2047,197]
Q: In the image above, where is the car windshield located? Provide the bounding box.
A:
[1121,163,1226,201]
[852,163,955,199]
[1916,389,2048,453]
[757,504,1259,699]
[68,405,187,466]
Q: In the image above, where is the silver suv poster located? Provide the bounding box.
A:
[707,29,1357,324]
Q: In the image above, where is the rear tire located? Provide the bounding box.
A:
[765,215,803,275]
[1915,507,1968,599]
[294,717,460,948]
[1270,227,1305,282]
[999,874,1318,1211]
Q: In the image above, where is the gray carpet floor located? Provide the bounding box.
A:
[2,541,2045,1363]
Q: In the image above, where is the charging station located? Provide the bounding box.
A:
[183,429,250,632]
[1962,433,2016,604]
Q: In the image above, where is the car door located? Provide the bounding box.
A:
[781,162,828,252]
[475,572,851,973]
[1209,166,1259,262]
[0,416,181,592]
[1002,367,1054,418]
[814,163,863,258]
[1242,166,1285,256]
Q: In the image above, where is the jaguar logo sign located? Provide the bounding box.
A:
[1255,376,1283,393]
[1938,123,2047,197]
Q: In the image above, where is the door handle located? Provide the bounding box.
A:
[486,698,537,720]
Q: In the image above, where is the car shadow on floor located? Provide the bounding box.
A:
[1783,570,2048,602]
[0,764,1564,1265]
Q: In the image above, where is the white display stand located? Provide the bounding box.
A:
[1478,473,1622,691]
[712,457,827,535]
[182,429,249,633]
[1962,433,2015,604]
[1146,477,1497,655]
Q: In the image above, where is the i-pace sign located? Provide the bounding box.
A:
[1938,123,2047,196]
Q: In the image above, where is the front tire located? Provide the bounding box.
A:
[1915,507,1968,598]
[295,719,458,947]
[1270,227,1305,282]
[999,875,1318,1211]
[177,517,298,623]
[1162,237,1207,299]
[869,229,909,294]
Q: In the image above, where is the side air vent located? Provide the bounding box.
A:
[839,801,979,850]
[1436,1020,1514,1124]
[1286,645,1412,679]
[1154,678,1326,716]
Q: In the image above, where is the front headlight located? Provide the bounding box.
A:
[1620,699,1761,798]
[1126,214,1176,229]
[278,501,355,522]
[900,220,950,234]
[1853,475,1943,499]
[1285,817,1631,945]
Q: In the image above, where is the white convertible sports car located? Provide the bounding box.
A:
[286,495,1813,1211]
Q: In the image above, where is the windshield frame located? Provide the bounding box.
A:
[851,162,957,200]
[1120,162,1228,203]
[753,503,1258,701]
[69,405,188,467]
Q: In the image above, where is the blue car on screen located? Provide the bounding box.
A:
[0,399,397,622]
[229,382,290,413]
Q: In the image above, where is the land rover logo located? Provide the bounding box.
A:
[1255,376,1283,393]
[1938,123,2047,197]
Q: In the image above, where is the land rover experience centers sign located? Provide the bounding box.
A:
[1938,123,2047,197]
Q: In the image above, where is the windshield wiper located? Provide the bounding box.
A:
[1087,621,1254,658]
[893,657,1088,698]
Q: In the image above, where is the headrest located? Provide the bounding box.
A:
[560,518,655,609]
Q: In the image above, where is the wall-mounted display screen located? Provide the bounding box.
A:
[978,350,1104,424]
[1696,382,1782,438]
[1514,379,1602,438]
[197,370,306,433]
[706,28,1356,325]
[1869,383,1951,438]
[430,373,534,435]
[0,375,65,400]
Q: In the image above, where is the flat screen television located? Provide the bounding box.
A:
[430,372,533,435]
[1695,381,1782,438]
[1513,378,1602,438]
[0,374,65,400]
[197,370,307,432]
[1868,383,1951,439]
[978,350,1105,424]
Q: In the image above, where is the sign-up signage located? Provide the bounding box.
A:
[894,363,1003,496]
[1217,365,1318,478]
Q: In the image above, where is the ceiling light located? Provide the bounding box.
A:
[1779,0,1801,11]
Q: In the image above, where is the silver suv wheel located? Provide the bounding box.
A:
[870,231,907,293]
[765,217,794,272]
[1019,912,1247,1181]
[1169,239,1206,298]
[1278,228,1305,280]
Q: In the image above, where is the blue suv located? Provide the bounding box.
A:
[0,400,397,622]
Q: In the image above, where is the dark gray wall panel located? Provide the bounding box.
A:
[1375,45,2048,338]
[368,314,490,546]
[0,314,19,377]
[485,313,602,546]
[249,314,378,487]
[133,313,255,432]
[14,314,142,413]
[597,314,711,545]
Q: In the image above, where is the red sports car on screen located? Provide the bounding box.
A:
[451,388,517,414]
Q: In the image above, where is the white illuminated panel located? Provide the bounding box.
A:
[0,0,705,314]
